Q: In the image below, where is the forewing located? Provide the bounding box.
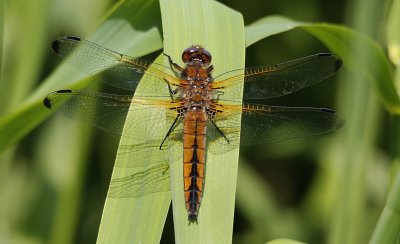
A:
[212,53,342,99]
[52,36,179,93]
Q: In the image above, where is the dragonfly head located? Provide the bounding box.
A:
[182,45,212,65]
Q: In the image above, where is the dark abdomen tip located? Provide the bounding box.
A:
[188,212,198,222]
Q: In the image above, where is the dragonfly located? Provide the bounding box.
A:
[43,36,344,222]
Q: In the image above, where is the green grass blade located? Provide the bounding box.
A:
[302,24,396,112]
[160,0,244,242]
[370,1,400,242]
[245,16,399,114]
[39,118,93,244]
[387,0,400,68]
[0,0,3,89]
[0,0,49,114]
[370,167,400,243]
[0,0,162,153]
[387,0,400,94]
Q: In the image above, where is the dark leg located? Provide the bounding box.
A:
[160,114,181,150]
[164,78,179,100]
[163,53,183,99]
[164,53,183,74]
[207,64,214,73]
[211,120,229,144]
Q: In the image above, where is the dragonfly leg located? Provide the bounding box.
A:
[160,114,181,150]
[164,53,183,73]
[211,120,230,144]
[207,64,214,73]
[164,78,180,100]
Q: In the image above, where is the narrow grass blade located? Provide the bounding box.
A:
[0,0,3,88]
[387,0,400,95]
[370,1,400,242]
[369,167,400,244]
[0,0,49,114]
[38,117,92,244]
[160,0,245,243]
[387,0,400,67]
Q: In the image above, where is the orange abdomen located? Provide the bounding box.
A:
[183,110,207,221]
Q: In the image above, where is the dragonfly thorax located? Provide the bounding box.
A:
[182,86,212,107]
[183,65,212,81]
[179,56,214,110]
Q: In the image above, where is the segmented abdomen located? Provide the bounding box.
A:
[183,110,207,221]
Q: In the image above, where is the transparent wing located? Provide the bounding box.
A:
[108,141,184,198]
[208,103,344,149]
[107,163,170,198]
[43,90,181,142]
[52,36,180,93]
[44,90,185,198]
[116,139,183,169]
[212,53,343,99]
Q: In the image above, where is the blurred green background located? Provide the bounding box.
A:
[0,0,397,243]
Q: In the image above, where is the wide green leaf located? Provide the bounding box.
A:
[160,0,244,243]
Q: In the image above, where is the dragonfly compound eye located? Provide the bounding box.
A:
[182,45,212,65]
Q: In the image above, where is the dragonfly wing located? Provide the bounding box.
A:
[43,90,179,142]
[239,103,344,145]
[108,163,170,198]
[212,53,342,99]
[207,102,344,150]
[52,36,178,93]
[206,105,242,154]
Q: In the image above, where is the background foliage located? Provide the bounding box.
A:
[0,0,398,243]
